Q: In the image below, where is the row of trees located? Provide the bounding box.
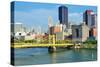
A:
[12,36,97,45]
[82,40,97,48]
[83,40,97,44]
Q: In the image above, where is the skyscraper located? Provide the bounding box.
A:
[83,10,96,28]
[59,6,68,28]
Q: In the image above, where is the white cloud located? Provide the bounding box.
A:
[69,12,83,17]
[68,12,83,24]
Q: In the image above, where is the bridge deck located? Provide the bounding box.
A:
[11,43,74,48]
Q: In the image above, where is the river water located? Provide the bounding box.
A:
[14,48,97,66]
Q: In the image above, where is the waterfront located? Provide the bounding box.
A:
[14,48,97,66]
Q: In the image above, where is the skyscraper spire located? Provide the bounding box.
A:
[48,16,52,28]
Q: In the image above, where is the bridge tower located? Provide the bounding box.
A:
[48,16,56,52]
[48,34,55,44]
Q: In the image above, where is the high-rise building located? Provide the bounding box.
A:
[59,6,68,28]
[83,10,97,28]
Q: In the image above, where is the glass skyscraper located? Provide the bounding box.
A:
[59,6,68,28]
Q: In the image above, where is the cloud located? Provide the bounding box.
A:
[69,13,82,17]
[68,12,83,24]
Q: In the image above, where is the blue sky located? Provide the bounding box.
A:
[12,1,97,32]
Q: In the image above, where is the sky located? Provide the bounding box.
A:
[11,1,97,32]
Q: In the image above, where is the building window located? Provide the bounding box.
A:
[76,29,79,38]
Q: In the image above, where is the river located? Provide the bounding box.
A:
[14,48,97,66]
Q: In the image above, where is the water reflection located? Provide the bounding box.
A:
[50,52,57,63]
[14,48,97,66]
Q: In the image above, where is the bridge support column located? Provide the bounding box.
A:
[48,46,56,53]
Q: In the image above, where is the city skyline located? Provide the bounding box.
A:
[11,2,97,66]
[12,1,97,32]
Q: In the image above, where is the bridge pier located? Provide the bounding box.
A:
[48,46,56,53]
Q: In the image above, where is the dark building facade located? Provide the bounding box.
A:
[59,6,68,28]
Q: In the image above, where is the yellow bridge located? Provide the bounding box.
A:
[11,35,81,52]
[11,43,74,48]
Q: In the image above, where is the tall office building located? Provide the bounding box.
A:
[59,6,68,28]
[83,10,96,28]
